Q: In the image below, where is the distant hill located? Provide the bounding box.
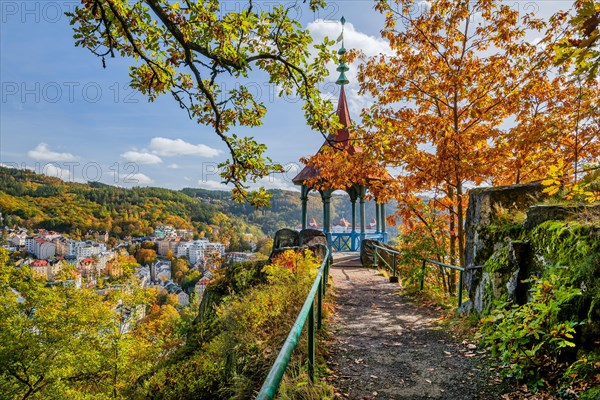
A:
[0,167,263,249]
[0,166,398,245]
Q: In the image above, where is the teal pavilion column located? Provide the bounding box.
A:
[300,185,309,230]
[380,203,387,242]
[321,189,332,235]
[375,200,381,234]
[359,186,366,241]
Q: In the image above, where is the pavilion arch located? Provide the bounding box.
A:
[295,181,388,252]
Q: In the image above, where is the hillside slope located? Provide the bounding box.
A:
[0,167,263,248]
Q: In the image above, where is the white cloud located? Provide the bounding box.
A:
[307,20,392,115]
[121,151,163,165]
[27,143,79,162]
[125,173,153,185]
[250,176,299,192]
[167,163,179,169]
[40,163,71,181]
[199,179,231,191]
[307,20,391,79]
[150,137,221,157]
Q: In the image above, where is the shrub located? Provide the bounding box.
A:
[145,249,326,399]
[479,274,583,390]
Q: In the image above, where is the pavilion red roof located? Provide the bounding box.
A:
[293,86,362,185]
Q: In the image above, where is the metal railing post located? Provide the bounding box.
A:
[390,253,399,283]
[373,247,378,267]
[308,299,315,383]
[324,258,329,292]
[457,270,463,308]
[317,279,323,330]
[420,259,426,291]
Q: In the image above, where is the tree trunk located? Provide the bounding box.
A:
[447,185,457,294]
[456,181,465,269]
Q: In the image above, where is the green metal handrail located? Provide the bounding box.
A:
[372,244,400,283]
[372,244,464,307]
[419,258,464,307]
[256,245,330,400]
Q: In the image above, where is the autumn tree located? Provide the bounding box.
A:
[181,269,202,290]
[172,257,190,284]
[141,241,158,251]
[69,0,341,206]
[165,248,175,261]
[554,0,600,79]
[495,75,600,188]
[107,253,139,279]
[135,248,158,266]
[0,249,183,399]
[357,0,562,268]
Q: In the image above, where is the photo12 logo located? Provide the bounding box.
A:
[2,162,144,185]
[1,1,78,24]
[198,161,301,186]
[0,1,341,25]
[1,82,139,104]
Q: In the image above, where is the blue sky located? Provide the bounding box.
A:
[0,0,389,191]
[0,0,571,191]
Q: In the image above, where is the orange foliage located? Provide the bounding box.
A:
[302,0,599,269]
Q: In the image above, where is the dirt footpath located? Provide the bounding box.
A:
[327,257,509,400]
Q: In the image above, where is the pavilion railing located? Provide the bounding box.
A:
[329,232,386,252]
[372,244,464,308]
[255,244,330,400]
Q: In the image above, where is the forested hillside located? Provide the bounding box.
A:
[0,167,263,247]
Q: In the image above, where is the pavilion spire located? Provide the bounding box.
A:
[335,16,349,86]
[334,16,351,131]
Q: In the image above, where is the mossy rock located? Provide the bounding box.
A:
[524,204,597,230]
[464,182,543,304]
[484,244,511,273]
[530,220,600,268]
[530,221,600,347]
[578,386,600,400]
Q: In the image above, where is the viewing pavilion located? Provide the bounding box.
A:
[292,18,389,251]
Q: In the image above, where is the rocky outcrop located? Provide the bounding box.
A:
[464,182,600,335]
[464,182,544,314]
[268,228,328,263]
[299,229,327,247]
[272,228,299,249]
[524,204,598,230]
